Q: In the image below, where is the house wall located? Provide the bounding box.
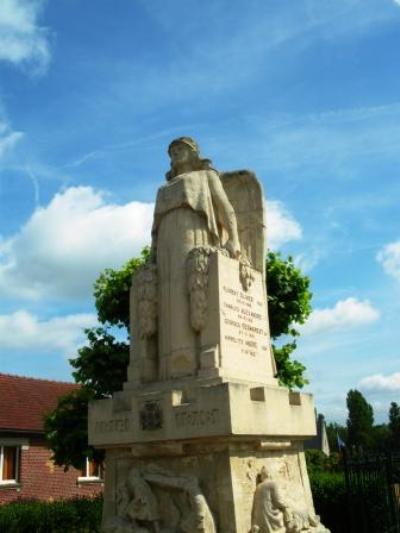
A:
[0,436,103,504]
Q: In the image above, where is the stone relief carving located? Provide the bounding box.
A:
[104,464,216,533]
[186,246,231,332]
[186,244,255,334]
[135,263,158,339]
[239,255,255,291]
[186,246,213,332]
[250,466,329,533]
[139,401,163,431]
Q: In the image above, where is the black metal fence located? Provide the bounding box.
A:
[343,450,400,533]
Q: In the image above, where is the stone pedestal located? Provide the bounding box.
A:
[89,378,323,532]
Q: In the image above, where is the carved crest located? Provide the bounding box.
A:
[139,401,163,431]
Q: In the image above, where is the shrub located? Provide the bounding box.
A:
[0,496,102,533]
[310,471,348,533]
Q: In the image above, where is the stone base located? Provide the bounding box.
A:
[89,380,329,532]
[100,439,328,533]
[89,379,316,447]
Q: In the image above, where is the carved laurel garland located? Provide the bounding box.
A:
[186,246,214,332]
[187,247,255,332]
[135,263,158,338]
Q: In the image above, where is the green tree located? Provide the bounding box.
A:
[370,423,390,452]
[45,249,312,469]
[388,401,400,450]
[267,251,312,389]
[346,389,374,449]
[45,250,149,470]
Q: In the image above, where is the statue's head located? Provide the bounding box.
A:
[166,137,212,181]
[168,137,199,158]
[257,465,273,484]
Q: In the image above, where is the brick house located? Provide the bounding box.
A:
[0,373,103,503]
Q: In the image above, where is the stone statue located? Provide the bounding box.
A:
[125,469,161,530]
[251,466,288,533]
[151,137,241,379]
[251,466,328,533]
[105,464,216,533]
[131,136,271,383]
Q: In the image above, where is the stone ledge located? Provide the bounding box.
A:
[89,381,316,447]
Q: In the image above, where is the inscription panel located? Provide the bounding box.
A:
[175,408,220,428]
[221,284,269,358]
[94,417,130,434]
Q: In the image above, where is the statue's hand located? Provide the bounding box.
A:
[225,238,241,259]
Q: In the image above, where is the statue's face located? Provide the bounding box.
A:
[169,142,192,165]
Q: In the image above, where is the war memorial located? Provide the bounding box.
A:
[88,137,329,532]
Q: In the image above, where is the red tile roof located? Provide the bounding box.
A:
[0,374,79,433]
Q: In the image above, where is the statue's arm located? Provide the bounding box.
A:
[208,170,240,258]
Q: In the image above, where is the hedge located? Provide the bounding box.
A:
[310,471,348,533]
[0,496,102,533]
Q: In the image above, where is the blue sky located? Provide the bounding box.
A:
[1,0,400,424]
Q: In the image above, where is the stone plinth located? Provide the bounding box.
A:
[126,252,277,388]
[89,379,326,532]
[99,439,316,533]
[89,381,315,448]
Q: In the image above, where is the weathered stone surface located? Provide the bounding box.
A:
[89,381,315,447]
[100,443,326,533]
[88,137,329,532]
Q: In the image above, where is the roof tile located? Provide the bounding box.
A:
[0,374,79,433]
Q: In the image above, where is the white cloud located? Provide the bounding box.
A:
[302,297,380,335]
[359,372,400,393]
[0,0,50,73]
[267,200,302,249]
[0,186,154,300]
[377,241,400,281]
[0,185,300,301]
[0,310,96,355]
[0,120,24,159]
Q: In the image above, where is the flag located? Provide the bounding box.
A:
[337,432,346,450]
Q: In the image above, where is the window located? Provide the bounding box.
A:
[78,458,103,482]
[0,445,19,484]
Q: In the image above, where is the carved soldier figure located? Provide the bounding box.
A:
[251,466,289,533]
[251,466,326,533]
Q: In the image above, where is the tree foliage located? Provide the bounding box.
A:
[70,327,129,397]
[94,248,150,328]
[44,253,147,470]
[267,252,312,388]
[44,387,103,470]
[346,389,374,449]
[45,248,312,469]
[388,401,400,449]
[267,251,312,338]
